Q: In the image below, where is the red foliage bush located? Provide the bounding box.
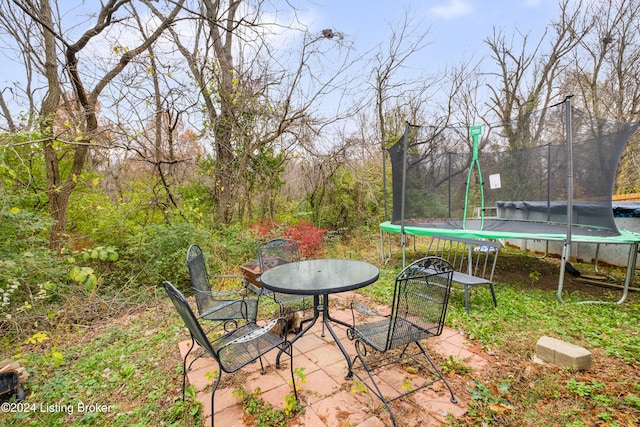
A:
[248,219,328,259]
[248,218,278,239]
[282,221,328,258]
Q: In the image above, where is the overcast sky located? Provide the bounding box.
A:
[0,0,564,132]
[307,0,560,72]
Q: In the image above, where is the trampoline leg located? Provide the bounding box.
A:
[557,240,569,303]
[559,242,637,305]
[616,242,638,305]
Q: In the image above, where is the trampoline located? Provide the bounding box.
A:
[381,97,640,303]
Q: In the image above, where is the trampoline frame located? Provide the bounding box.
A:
[379,220,639,304]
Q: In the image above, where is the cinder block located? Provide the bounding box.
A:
[535,336,593,370]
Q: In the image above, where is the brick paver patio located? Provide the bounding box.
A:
[177,291,492,426]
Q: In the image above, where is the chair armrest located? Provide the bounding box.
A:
[211,274,247,280]
[351,301,384,316]
[210,275,249,293]
[350,301,388,327]
[197,299,251,320]
[223,318,283,346]
[194,288,238,298]
[194,290,258,322]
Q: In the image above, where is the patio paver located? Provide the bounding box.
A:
[176,291,493,426]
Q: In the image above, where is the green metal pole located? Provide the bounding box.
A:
[464,125,484,228]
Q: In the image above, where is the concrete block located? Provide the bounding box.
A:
[535,336,593,370]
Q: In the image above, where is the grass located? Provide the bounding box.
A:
[449,289,640,425]
[1,241,639,426]
[1,303,200,426]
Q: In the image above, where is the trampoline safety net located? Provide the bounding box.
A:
[388,103,640,237]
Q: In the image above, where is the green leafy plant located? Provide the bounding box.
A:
[69,266,97,290]
[234,386,304,427]
[528,269,541,281]
[68,246,119,291]
[440,355,473,376]
[232,366,305,425]
[81,246,119,262]
[468,379,515,414]
[566,378,605,397]
[625,394,640,410]
[350,380,367,394]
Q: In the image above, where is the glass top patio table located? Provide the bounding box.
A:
[259,258,380,376]
[259,258,380,295]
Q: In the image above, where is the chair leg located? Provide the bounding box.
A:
[282,341,298,403]
[349,337,458,426]
[350,341,399,426]
[210,369,223,427]
[415,341,457,404]
[489,283,498,307]
[464,285,471,313]
[182,336,197,401]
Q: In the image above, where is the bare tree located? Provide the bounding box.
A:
[0,2,43,131]
[3,0,185,249]
[484,0,589,148]
[563,0,640,122]
[161,0,359,224]
[563,0,640,193]
[369,10,436,147]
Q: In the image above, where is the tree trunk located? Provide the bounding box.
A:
[208,0,240,224]
[39,0,64,250]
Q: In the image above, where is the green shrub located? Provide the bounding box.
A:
[123,221,209,288]
[0,197,71,335]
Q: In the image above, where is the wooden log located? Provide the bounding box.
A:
[0,359,20,373]
[16,367,29,382]
[0,359,29,383]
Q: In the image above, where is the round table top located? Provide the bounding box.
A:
[259,258,380,295]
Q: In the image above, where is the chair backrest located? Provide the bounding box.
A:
[427,235,501,280]
[186,244,213,314]
[386,257,454,350]
[163,281,218,360]
[257,238,300,273]
[187,244,209,292]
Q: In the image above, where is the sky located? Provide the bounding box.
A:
[0,0,561,83]
[271,0,565,123]
[0,0,558,86]
[304,0,560,72]
[0,0,563,129]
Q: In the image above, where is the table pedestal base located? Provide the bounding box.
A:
[276,294,354,379]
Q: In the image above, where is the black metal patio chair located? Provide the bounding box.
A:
[163,281,298,427]
[347,256,457,426]
[184,244,260,398]
[257,238,312,327]
[187,244,258,324]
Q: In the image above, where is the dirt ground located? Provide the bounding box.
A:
[492,245,634,297]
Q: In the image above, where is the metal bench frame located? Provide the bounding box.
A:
[426,234,502,313]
